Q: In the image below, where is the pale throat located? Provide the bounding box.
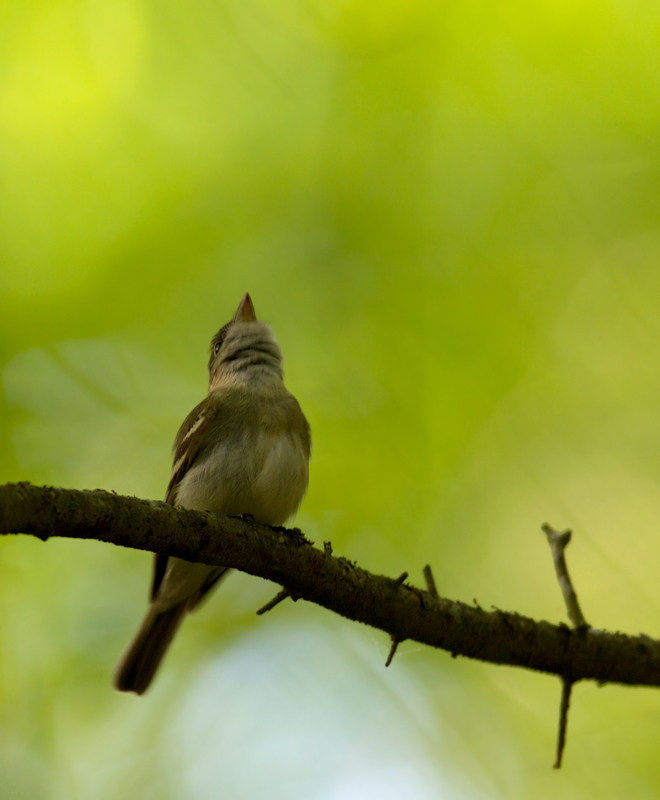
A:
[209,363,283,394]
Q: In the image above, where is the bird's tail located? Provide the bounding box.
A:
[114,601,188,695]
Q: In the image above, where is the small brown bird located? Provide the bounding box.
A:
[114,294,311,694]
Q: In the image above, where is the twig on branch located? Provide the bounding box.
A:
[385,635,400,667]
[554,678,573,769]
[256,588,292,616]
[1,483,660,692]
[542,523,589,630]
[423,564,439,598]
[384,572,410,665]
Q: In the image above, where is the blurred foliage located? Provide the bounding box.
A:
[3,0,660,797]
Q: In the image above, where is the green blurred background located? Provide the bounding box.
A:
[3,0,660,797]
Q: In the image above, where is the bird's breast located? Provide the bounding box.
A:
[174,427,309,525]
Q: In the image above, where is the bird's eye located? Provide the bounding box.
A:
[214,342,222,355]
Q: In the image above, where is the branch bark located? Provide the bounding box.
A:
[2,481,660,689]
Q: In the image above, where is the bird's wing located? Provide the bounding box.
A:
[151,396,219,601]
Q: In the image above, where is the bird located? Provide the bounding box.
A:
[114,293,311,694]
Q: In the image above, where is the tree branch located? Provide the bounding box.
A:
[2,482,660,690]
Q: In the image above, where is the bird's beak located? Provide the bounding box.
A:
[234,293,257,322]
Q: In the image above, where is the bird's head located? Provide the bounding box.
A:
[208,293,284,391]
